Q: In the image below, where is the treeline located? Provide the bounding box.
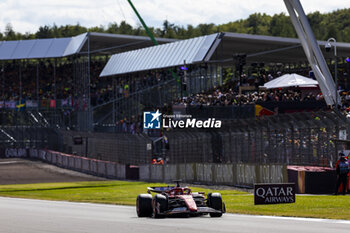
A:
[1,8,350,42]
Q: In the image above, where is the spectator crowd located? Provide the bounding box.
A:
[2,58,350,133]
[0,58,176,110]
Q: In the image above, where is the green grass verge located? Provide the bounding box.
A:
[1,181,350,220]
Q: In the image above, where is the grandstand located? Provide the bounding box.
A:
[1,31,350,167]
[0,32,175,125]
[0,32,175,151]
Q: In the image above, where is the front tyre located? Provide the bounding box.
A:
[208,193,223,217]
[153,194,168,218]
[136,194,153,217]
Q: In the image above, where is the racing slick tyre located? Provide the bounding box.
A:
[153,194,168,218]
[136,194,153,217]
[208,193,223,217]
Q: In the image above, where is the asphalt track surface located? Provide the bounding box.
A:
[1,197,350,233]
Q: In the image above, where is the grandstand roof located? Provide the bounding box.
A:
[213,32,350,64]
[0,32,175,60]
[100,32,350,77]
[80,32,176,55]
[100,33,219,77]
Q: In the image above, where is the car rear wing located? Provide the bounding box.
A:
[147,186,175,193]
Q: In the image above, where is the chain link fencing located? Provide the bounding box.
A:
[58,110,347,168]
[163,111,346,167]
[2,108,347,168]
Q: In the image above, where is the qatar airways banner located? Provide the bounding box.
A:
[254,183,295,205]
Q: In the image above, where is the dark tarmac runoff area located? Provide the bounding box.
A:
[0,158,106,185]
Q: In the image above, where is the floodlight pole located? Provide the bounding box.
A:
[126,0,184,94]
[181,60,187,98]
[36,63,39,111]
[88,32,91,131]
[327,38,338,107]
[54,58,57,110]
[284,1,348,141]
[283,0,338,106]
[127,0,158,45]
[2,63,4,102]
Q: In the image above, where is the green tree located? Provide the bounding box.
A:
[23,32,35,40]
[4,23,17,40]
[160,20,176,38]
[36,25,52,38]
[118,21,133,34]
[269,13,296,38]
[2,8,350,42]
[197,23,215,36]
[245,13,271,35]
[107,22,119,34]
[185,24,200,38]
[173,25,187,39]
[51,24,62,38]
[88,25,105,33]
[307,11,324,39]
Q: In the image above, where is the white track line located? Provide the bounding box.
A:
[0,161,21,165]
[242,214,350,224]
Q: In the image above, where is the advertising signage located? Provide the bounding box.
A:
[254,183,295,205]
[73,136,83,145]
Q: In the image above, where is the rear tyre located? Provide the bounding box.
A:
[136,194,153,217]
[153,194,168,218]
[208,193,223,217]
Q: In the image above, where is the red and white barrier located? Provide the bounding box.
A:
[97,161,107,176]
[5,148,27,158]
[81,158,90,172]
[61,155,68,168]
[68,157,75,169]
[116,164,126,179]
[74,157,82,170]
[56,154,63,167]
[106,162,116,178]
[29,149,38,158]
[51,152,57,164]
[90,160,98,175]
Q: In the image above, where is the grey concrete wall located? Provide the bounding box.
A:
[25,149,286,187]
[27,149,126,180]
[140,163,287,187]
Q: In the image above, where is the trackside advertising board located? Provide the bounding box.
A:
[254,183,295,205]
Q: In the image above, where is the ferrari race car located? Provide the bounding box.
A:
[136,181,225,218]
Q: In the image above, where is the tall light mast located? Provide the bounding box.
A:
[126,0,184,94]
[284,0,339,106]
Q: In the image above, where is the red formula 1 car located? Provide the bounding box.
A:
[136,181,225,218]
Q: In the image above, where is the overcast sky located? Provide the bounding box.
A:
[0,0,349,34]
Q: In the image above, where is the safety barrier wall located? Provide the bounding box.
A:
[4,148,28,158]
[27,149,126,179]
[6,148,286,187]
[139,163,287,187]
